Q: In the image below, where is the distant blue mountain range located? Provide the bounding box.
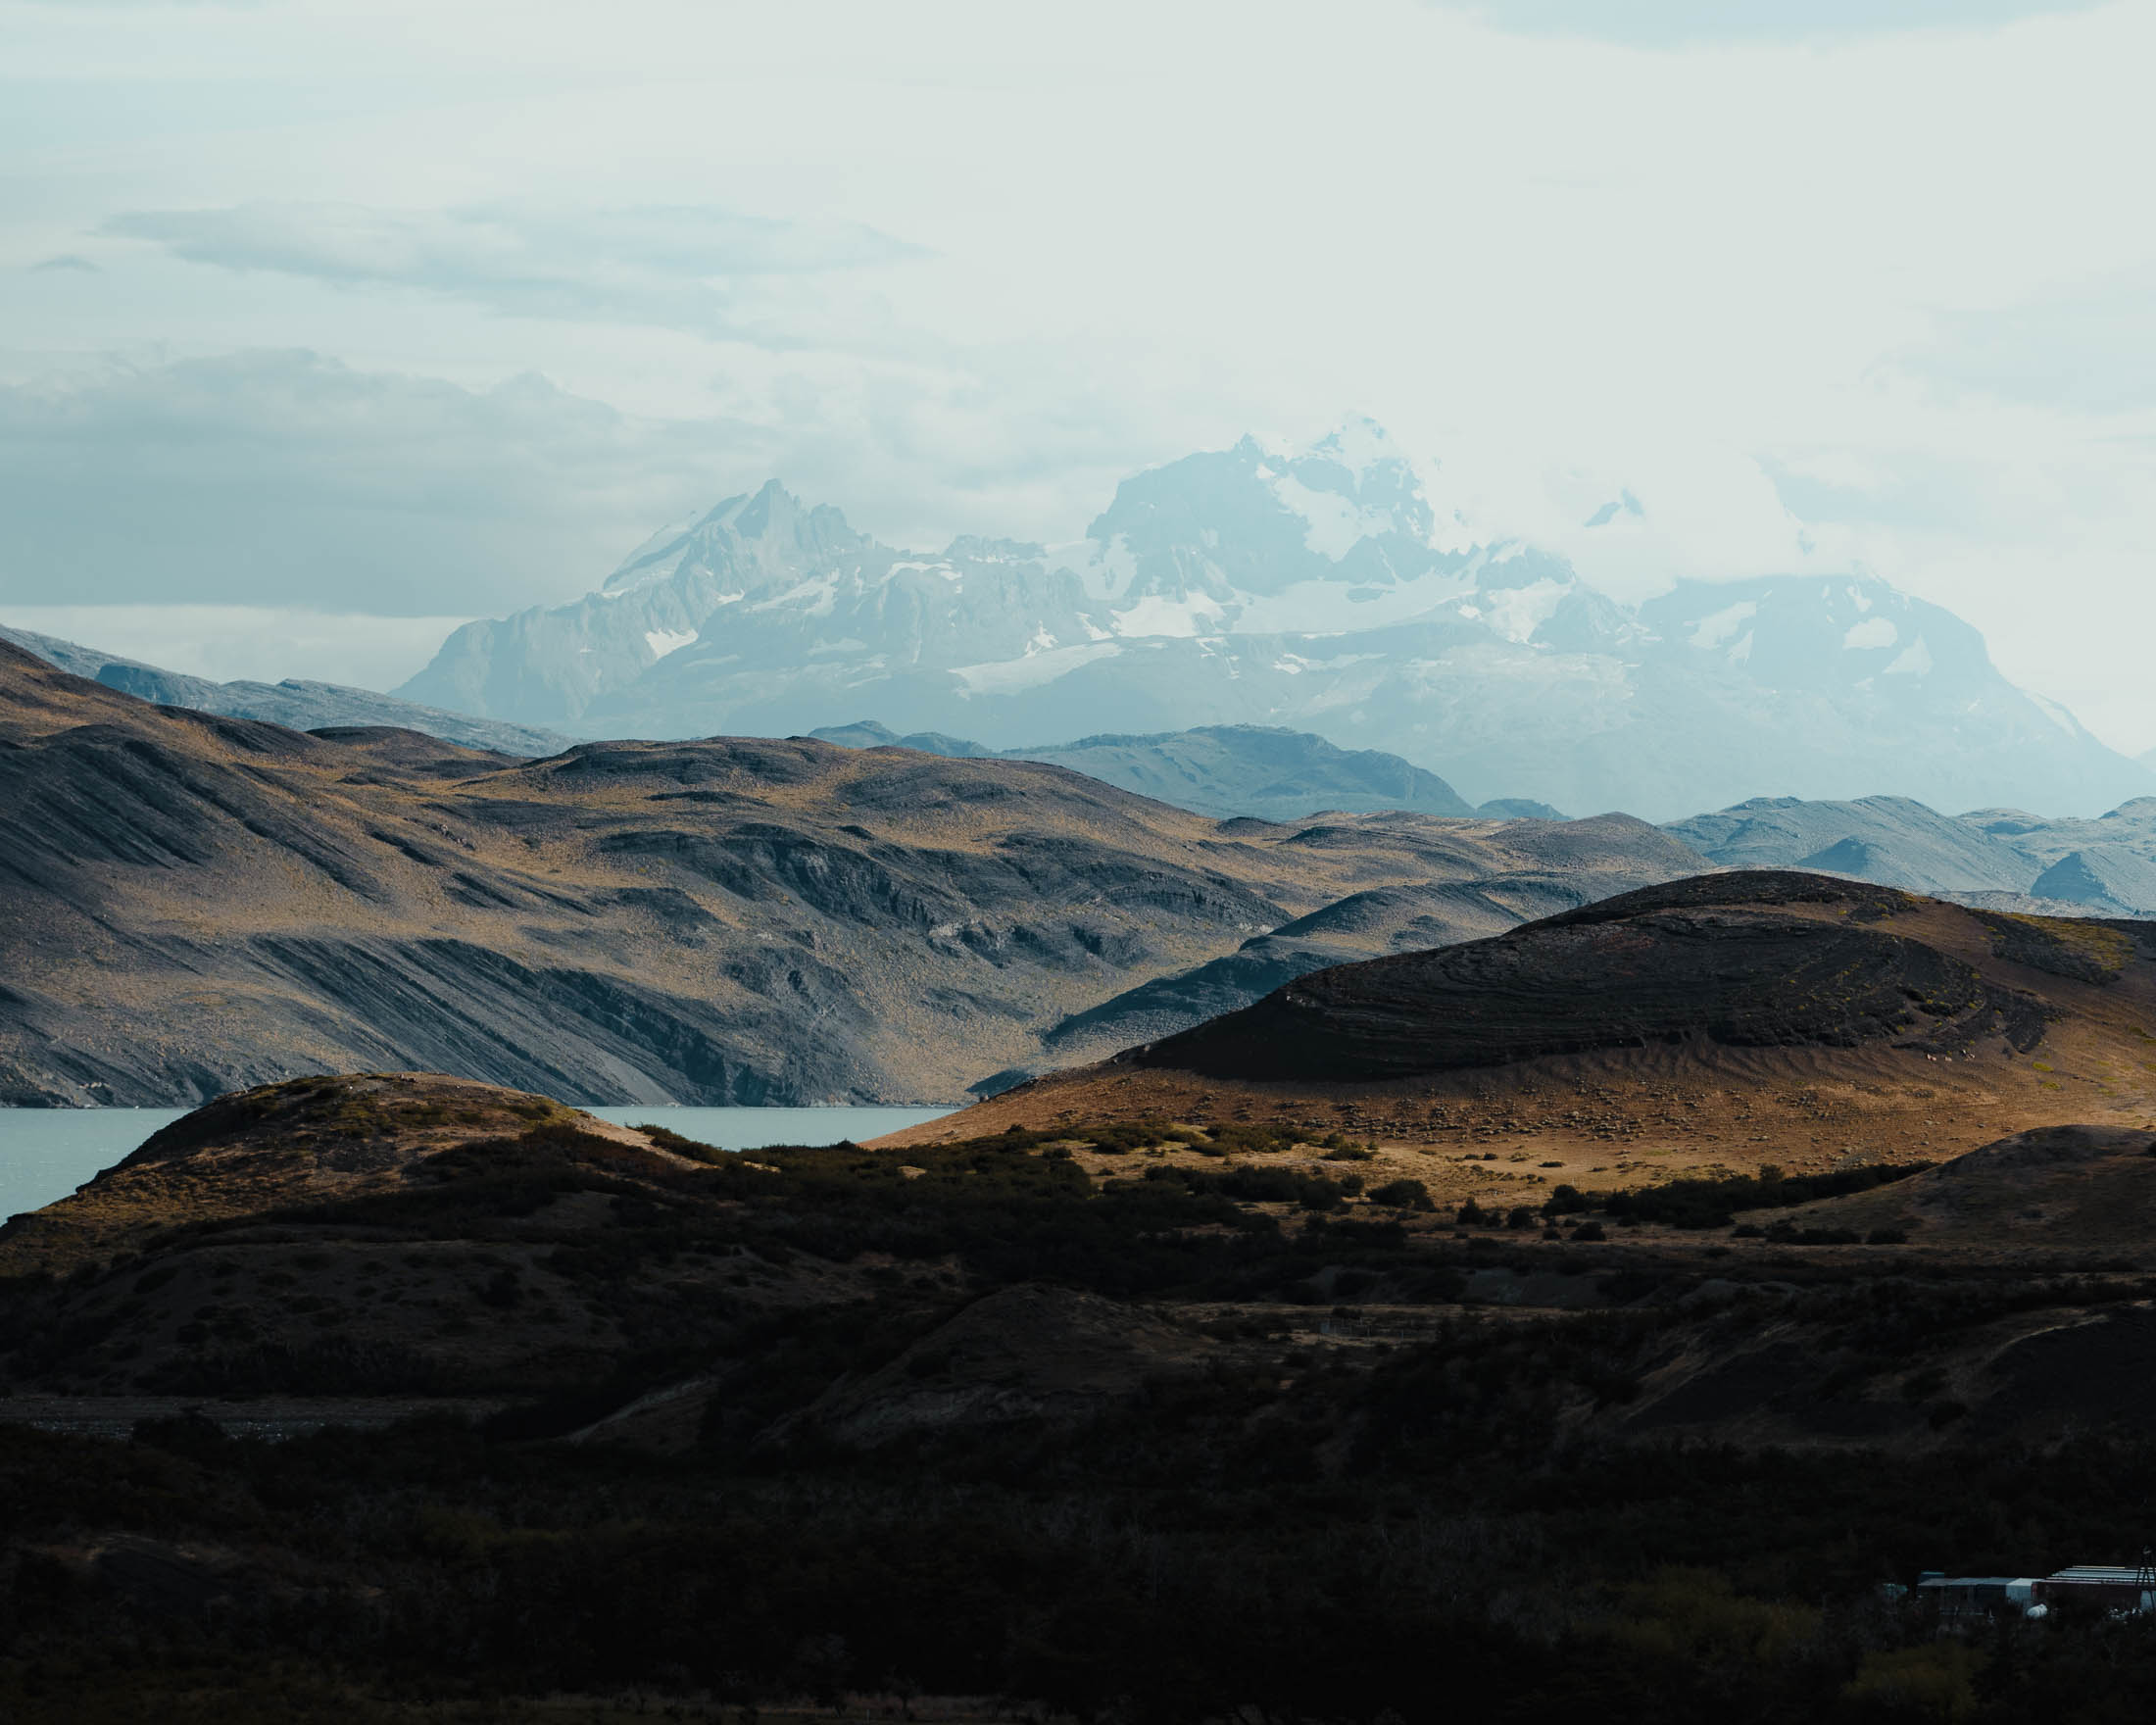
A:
[393,419,2155,820]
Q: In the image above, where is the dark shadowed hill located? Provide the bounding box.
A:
[0,641,1698,1107]
[1130,871,2063,1083]
[883,869,2156,1169]
[1030,813,1704,1074]
[23,1071,2156,1719]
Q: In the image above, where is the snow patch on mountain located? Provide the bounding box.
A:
[393,421,2156,821]
[1689,601,1756,650]
[1112,592,1228,638]
[1266,471,1401,559]
[953,641,1121,695]
[2027,691,2084,738]
[1482,577,1571,645]
[1233,564,1477,634]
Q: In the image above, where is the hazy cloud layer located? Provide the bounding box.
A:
[0,604,473,692]
[103,202,923,339]
[0,352,751,614]
[1897,277,2156,414]
[0,349,1164,616]
[5,0,2155,749]
[1455,0,2108,44]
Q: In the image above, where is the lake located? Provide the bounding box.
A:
[0,1104,956,1225]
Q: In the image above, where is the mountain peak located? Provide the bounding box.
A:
[1298,414,1402,478]
[600,479,864,599]
[394,430,2155,822]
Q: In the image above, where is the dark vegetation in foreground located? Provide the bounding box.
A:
[15,1384,2156,1720]
[11,1120,2156,1719]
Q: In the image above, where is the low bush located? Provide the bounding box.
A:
[1369,1179,1435,1211]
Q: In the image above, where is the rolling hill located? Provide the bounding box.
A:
[0,639,1698,1107]
[878,870,2156,1188]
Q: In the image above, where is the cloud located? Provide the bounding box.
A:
[0,348,1165,617]
[1449,0,2108,45]
[0,605,471,691]
[29,256,99,273]
[0,351,760,615]
[1893,276,2156,413]
[100,201,924,339]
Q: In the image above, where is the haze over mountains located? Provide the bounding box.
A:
[809,718,1560,823]
[0,623,1547,824]
[396,421,2154,821]
[1669,794,2156,916]
[0,621,570,760]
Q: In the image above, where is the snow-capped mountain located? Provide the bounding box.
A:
[397,422,2153,821]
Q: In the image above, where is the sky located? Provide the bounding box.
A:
[2,0,2153,747]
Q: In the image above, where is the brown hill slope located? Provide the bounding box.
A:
[1772,1122,2156,1257]
[0,1071,655,1273]
[13,1069,2156,1460]
[873,871,2156,1209]
[0,638,1700,1107]
[0,1072,849,1397]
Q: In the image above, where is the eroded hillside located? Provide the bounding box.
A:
[0,640,1701,1107]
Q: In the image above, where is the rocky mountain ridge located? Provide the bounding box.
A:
[1668,792,2156,915]
[395,421,2153,820]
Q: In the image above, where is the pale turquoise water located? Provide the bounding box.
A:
[0,1105,956,1225]
[583,1107,953,1151]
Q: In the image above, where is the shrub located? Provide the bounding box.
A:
[1841,1643,1984,1722]
[1368,1179,1435,1212]
[1602,1161,1929,1231]
[1764,1223,1861,1246]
